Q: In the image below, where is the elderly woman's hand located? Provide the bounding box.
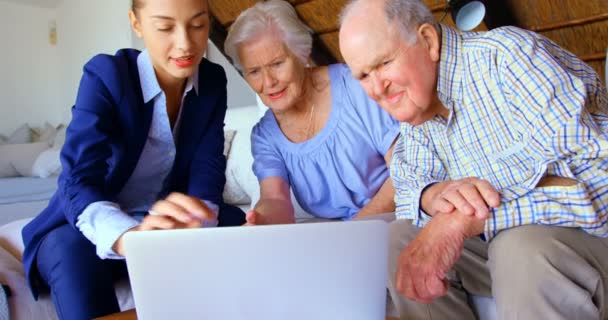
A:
[244,210,259,226]
[112,192,216,256]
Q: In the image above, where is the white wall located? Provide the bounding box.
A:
[0,1,255,135]
[56,0,132,124]
[207,43,257,108]
[0,1,60,134]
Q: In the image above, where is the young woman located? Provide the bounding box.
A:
[21,0,244,319]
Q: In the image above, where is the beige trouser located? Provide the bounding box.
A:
[388,220,608,320]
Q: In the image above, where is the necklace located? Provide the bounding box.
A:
[303,104,316,139]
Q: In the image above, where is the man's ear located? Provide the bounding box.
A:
[129,10,143,38]
[418,23,440,62]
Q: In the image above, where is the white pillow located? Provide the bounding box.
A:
[32,148,62,178]
[223,129,236,157]
[6,124,32,144]
[52,125,66,149]
[223,106,263,205]
[255,94,270,116]
[0,142,49,177]
[223,130,254,205]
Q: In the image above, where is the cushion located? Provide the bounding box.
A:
[0,135,6,145]
[31,122,58,145]
[223,129,236,157]
[223,106,263,205]
[255,94,270,116]
[51,125,66,150]
[6,124,32,144]
[31,148,62,178]
[0,142,49,177]
[223,130,255,205]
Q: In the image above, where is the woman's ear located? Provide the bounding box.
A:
[129,10,143,38]
[418,23,440,62]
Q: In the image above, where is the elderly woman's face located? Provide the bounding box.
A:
[238,33,308,112]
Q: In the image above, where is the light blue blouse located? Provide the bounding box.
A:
[252,63,400,220]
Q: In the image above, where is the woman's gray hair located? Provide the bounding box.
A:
[340,0,435,44]
[224,0,313,70]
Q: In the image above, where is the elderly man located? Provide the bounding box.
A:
[339,0,608,319]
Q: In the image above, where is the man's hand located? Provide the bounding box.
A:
[421,177,500,219]
[113,193,216,256]
[395,212,485,303]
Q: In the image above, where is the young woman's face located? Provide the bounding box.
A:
[129,0,209,86]
[238,33,308,113]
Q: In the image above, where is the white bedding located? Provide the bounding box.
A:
[0,177,57,226]
[0,200,49,227]
[0,177,57,205]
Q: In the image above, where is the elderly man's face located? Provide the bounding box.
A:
[339,4,441,125]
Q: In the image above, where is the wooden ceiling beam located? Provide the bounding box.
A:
[528,12,608,32]
[580,52,606,62]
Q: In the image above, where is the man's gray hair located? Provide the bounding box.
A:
[224,0,313,70]
[340,0,435,44]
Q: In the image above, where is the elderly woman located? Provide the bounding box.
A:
[224,0,400,225]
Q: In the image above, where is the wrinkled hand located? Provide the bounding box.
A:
[244,210,258,226]
[243,198,296,226]
[113,192,215,255]
[423,177,500,219]
[395,212,484,303]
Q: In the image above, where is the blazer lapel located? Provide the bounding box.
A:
[176,90,216,157]
[110,80,154,193]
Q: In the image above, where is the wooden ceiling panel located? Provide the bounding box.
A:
[423,0,448,11]
[505,0,608,26]
[296,0,347,33]
[209,0,257,26]
[541,20,608,59]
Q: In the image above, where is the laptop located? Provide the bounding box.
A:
[123,220,389,320]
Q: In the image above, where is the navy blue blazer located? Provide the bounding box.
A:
[22,49,229,296]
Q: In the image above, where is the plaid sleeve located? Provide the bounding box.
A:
[484,28,608,240]
[391,124,447,227]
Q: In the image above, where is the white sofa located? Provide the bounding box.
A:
[0,105,497,319]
